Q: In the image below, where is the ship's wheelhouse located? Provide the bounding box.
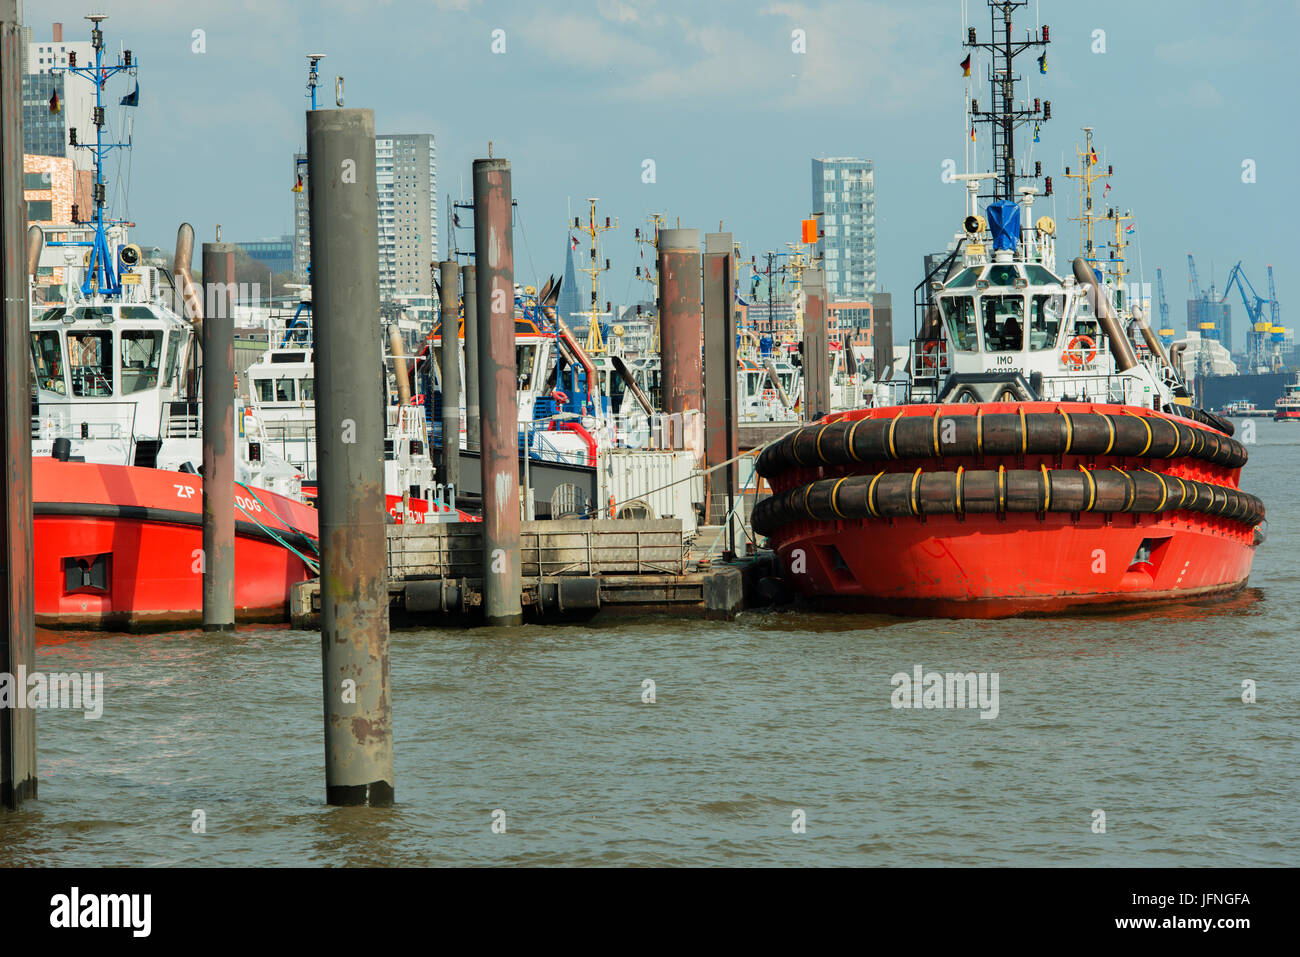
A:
[29,304,188,402]
[935,263,1073,361]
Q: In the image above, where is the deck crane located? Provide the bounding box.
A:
[1187,253,1201,300]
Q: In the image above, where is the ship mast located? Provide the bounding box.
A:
[1063,129,1132,306]
[53,15,137,298]
[1063,128,1106,266]
[966,0,1051,203]
[634,213,664,352]
[574,198,616,354]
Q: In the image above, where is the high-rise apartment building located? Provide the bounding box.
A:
[376,134,437,299]
[292,134,437,300]
[811,157,876,300]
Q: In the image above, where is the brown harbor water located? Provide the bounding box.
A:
[2,420,1297,866]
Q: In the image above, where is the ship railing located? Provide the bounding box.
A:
[160,401,202,439]
[1037,373,1139,406]
[33,402,139,446]
[908,338,952,383]
[261,420,318,480]
[525,420,591,466]
[265,309,313,350]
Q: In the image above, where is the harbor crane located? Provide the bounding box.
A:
[1187,253,1201,300]
[1221,261,1273,372]
[1155,267,1173,344]
[1268,264,1281,328]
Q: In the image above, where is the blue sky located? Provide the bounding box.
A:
[29,0,1300,348]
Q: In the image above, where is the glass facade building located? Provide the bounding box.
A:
[811,157,876,300]
[237,239,293,276]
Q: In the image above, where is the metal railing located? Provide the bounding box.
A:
[387,520,687,580]
[34,401,139,444]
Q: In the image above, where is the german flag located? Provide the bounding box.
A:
[961,54,971,77]
[291,173,304,193]
[49,89,61,114]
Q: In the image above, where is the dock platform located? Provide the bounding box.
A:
[291,518,771,628]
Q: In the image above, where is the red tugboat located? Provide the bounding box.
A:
[34,457,318,630]
[29,16,319,630]
[1273,374,1300,421]
[752,5,1264,617]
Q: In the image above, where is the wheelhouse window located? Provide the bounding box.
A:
[276,378,295,402]
[940,295,979,351]
[1028,294,1066,351]
[161,331,183,387]
[255,378,274,403]
[68,330,114,396]
[981,295,1025,352]
[1024,265,1059,286]
[298,377,314,402]
[985,264,1021,287]
[516,344,538,391]
[121,330,163,393]
[945,267,981,288]
[30,331,67,395]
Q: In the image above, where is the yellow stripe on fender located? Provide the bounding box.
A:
[830,476,849,518]
[1079,465,1096,511]
[1141,468,1169,511]
[888,410,905,459]
[866,471,884,517]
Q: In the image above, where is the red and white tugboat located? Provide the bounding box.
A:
[752,6,1264,617]
[1273,375,1300,421]
[30,16,318,629]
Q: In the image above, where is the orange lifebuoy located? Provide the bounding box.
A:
[920,339,943,372]
[1063,334,1097,368]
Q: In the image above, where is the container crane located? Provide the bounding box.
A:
[1187,253,1219,342]
[1155,267,1173,345]
[1268,264,1281,327]
[1187,253,1201,300]
[1221,262,1271,371]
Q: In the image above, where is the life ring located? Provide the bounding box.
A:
[1063,335,1097,369]
[920,339,943,372]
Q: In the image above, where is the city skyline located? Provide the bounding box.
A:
[20,0,1298,342]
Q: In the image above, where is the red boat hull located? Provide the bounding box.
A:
[763,401,1261,619]
[34,458,318,630]
[772,511,1255,618]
